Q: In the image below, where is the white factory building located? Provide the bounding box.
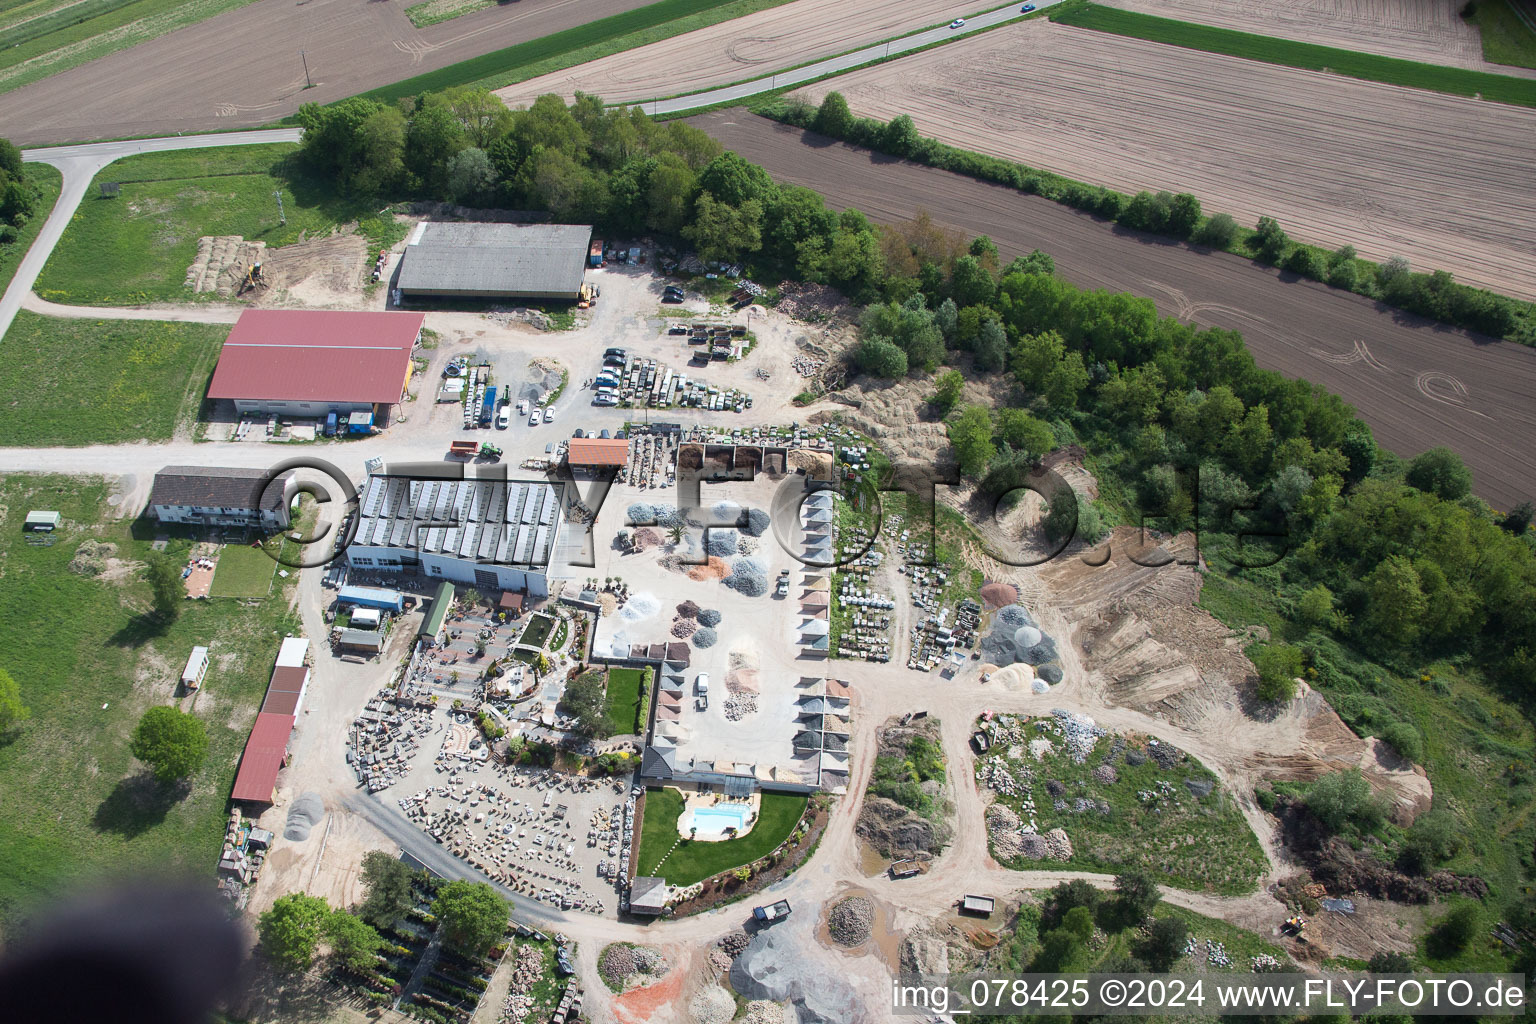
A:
[345,473,564,597]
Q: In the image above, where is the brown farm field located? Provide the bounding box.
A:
[0,0,659,146]
[1096,0,1536,75]
[795,19,1536,300]
[495,0,979,108]
[690,109,1536,512]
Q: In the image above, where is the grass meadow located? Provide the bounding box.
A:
[0,475,298,925]
[0,312,227,445]
[602,666,648,737]
[1053,3,1536,108]
[207,542,276,599]
[1467,0,1536,70]
[35,143,398,307]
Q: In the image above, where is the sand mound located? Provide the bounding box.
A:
[726,668,761,694]
[980,582,1018,609]
[688,556,731,581]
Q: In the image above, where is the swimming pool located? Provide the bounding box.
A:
[685,803,751,838]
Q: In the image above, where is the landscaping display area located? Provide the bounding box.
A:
[976,712,1266,895]
[636,788,807,887]
[35,144,400,306]
[603,667,649,737]
[0,312,227,446]
[517,613,555,650]
[207,543,275,599]
[0,475,298,924]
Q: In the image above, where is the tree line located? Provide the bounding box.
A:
[0,137,41,250]
[293,90,883,293]
[767,93,1535,345]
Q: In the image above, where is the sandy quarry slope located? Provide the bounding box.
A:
[1096,0,1536,78]
[796,19,1536,300]
[496,0,979,108]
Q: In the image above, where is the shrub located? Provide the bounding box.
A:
[1428,902,1481,957]
[1192,213,1238,248]
[1380,721,1423,763]
[1306,769,1386,836]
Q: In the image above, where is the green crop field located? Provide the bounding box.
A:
[1052,3,1536,108]
[0,475,299,925]
[0,163,63,303]
[1467,0,1536,69]
[0,312,227,446]
[208,543,275,599]
[35,143,402,307]
[636,788,805,887]
[360,0,796,101]
[0,0,260,97]
[977,713,1267,894]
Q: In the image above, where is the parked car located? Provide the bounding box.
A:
[530,408,542,426]
[543,406,556,422]
[695,673,709,696]
[496,405,511,429]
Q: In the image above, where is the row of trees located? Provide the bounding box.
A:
[0,137,38,245]
[779,94,1534,344]
[258,852,510,971]
[293,91,887,296]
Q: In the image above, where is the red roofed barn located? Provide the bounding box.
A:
[230,712,295,804]
[207,309,425,419]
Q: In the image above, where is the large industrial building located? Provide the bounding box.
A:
[345,472,565,597]
[206,309,425,419]
[396,222,593,302]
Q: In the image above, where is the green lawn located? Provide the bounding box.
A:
[518,613,554,650]
[603,667,648,736]
[1467,0,1536,69]
[978,713,1266,894]
[0,0,260,97]
[0,312,227,445]
[35,144,401,307]
[0,475,300,925]
[360,0,795,101]
[636,788,806,887]
[208,542,275,599]
[1052,3,1536,108]
[0,163,63,305]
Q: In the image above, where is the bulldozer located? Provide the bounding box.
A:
[237,262,265,295]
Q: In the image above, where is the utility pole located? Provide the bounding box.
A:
[300,50,312,89]
[273,190,286,226]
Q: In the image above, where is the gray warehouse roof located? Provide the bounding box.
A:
[353,473,563,569]
[397,222,592,298]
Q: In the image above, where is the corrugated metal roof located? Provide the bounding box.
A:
[352,473,561,569]
[231,712,294,803]
[397,223,592,297]
[207,310,423,404]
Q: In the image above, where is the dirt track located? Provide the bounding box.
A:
[794,19,1536,300]
[495,0,979,108]
[691,109,1536,512]
[1097,0,1536,77]
[0,0,659,146]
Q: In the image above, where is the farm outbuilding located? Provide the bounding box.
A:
[396,222,593,302]
[206,309,425,419]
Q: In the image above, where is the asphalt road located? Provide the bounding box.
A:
[691,110,1536,512]
[641,0,1053,115]
[1,129,301,345]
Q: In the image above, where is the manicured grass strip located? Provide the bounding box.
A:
[357,0,786,103]
[0,475,300,924]
[0,0,261,97]
[0,312,227,445]
[0,163,63,304]
[1468,0,1536,70]
[1051,3,1536,108]
[636,788,805,887]
[208,543,276,599]
[36,143,401,307]
[602,667,647,736]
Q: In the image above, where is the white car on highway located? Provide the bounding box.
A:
[949,17,965,28]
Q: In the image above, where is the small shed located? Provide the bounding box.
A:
[961,894,995,917]
[349,606,383,630]
[181,646,210,692]
[337,629,386,654]
[24,511,61,532]
[499,590,525,614]
[629,876,669,915]
[420,581,456,640]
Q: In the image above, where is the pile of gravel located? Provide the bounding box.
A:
[598,943,636,990]
[724,693,757,720]
[689,983,736,1024]
[653,505,685,528]
[1148,739,1185,769]
[738,1001,793,1024]
[827,896,874,947]
[725,559,769,597]
[671,618,698,638]
[1092,764,1118,785]
[677,600,700,619]
[706,533,737,557]
[693,627,718,648]
[698,608,722,627]
[284,793,325,841]
[744,508,771,537]
[626,502,654,524]
[731,927,860,1023]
